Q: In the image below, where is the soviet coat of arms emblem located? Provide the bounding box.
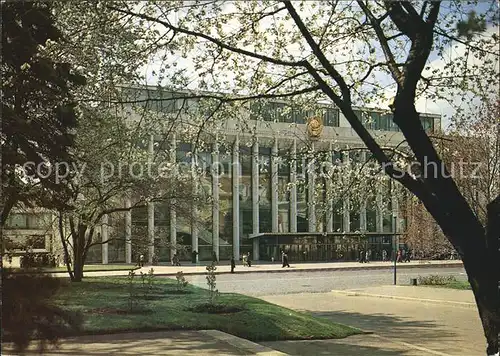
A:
[307,116,323,139]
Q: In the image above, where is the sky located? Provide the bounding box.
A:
[136,1,499,131]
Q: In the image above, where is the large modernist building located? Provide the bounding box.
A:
[3,86,441,265]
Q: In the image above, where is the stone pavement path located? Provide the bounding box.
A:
[260,286,483,356]
[2,330,287,356]
[68,260,463,278]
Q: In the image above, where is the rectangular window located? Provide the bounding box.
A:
[7,214,28,228]
[385,114,399,132]
[357,110,373,130]
[28,235,46,249]
[239,147,252,176]
[421,116,435,133]
[131,206,148,227]
[293,109,309,124]
[250,102,262,120]
[5,213,48,229]
[176,143,192,164]
[324,108,339,127]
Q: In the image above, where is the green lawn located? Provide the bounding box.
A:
[55,277,362,342]
[430,280,471,290]
[417,275,471,290]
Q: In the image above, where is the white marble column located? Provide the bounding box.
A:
[289,139,298,233]
[271,140,279,232]
[376,184,384,232]
[307,142,316,232]
[342,151,350,232]
[125,197,132,264]
[232,136,240,259]
[147,134,155,264]
[147,202,154,264]
[252,140,260,260]
[212,140,220,260]
[190,149,198,261]
[326,143,334,233]
[359,151,367,233]
[360,201,367,232]
[101,214,108,264]
[170,134,177,260]
[391,181,399,231]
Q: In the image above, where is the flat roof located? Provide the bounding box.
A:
[249,232,404,239]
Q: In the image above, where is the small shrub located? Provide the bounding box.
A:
[127,270,140,311]
[417,275,457,285]
[146,268,155,291]
[206,262,219,305]
[176,271,189,291]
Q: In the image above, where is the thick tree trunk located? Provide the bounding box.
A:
[72,260,84,282]
[474,196,500,355]
[465,258,499,355]
[71,225,86,282]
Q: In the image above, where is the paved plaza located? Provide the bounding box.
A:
[2,330,287,356]
[66,259,463,278]
[261,286,483,355]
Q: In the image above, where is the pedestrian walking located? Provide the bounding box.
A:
[365,249,370,263]
[139,254,144,267]
[396,249,402,263]
[191,250,198,264]
[172,253,181,266]
[247,252,252,267]
[282,251,290,268]
[382,249,388,262]
[230,256,236,273]
[359,249,365,263]
[405,249,411,263]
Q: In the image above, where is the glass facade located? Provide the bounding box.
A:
[355,110,436,133]
[239,146,253,255]
[296,153,307,232]
[114,141,408,262]
[196,151,213,260]
[366,196,377,232]
[277,148,290,233]
[250,101,339,126]
[218,149,233,260]
[258,147,272,233]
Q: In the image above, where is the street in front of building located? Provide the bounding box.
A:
[181,266,467,296]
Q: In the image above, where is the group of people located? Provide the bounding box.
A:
[230,252,252,273]
[381,249,412,262]
[359,248,412,263]
[396,249,412,263]
[358,249,372,263]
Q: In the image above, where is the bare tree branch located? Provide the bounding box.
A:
[283,1,352,105]
[107,5,308,69]
[357,1,404,86]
